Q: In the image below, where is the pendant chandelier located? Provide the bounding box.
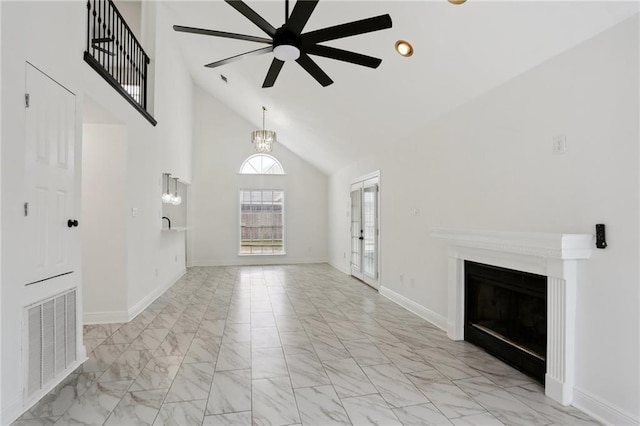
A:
[162,173,173,204]
[161,173,182,205]
[251,106,276,153]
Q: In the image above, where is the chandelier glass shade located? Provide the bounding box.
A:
[162,173,174,204]
[172,177,182,205]
[252,106,276,153]
[251,129,276,153]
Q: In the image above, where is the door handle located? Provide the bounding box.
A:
[359,236,364,240]
[67,219,79,228]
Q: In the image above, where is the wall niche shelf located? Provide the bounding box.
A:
[161,226,189,232]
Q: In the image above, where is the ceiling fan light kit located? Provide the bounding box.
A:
[273,44,300,61]
[174,0,393,88]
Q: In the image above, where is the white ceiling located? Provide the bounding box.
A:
[165,1,639,175]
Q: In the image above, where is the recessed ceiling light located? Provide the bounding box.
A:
[448,0,467,4]
[395,40,414,57]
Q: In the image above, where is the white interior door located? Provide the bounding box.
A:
[24,64,78,289]
[350,175,379,289]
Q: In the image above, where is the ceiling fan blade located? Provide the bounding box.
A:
[205,46,273,68]
[263,59,285,88]
[286,0,319,35]
[296,53,333,87]
[306,45,382,68]
[173,25,272,44]
[224,0,276,37]
[302,14,392,45]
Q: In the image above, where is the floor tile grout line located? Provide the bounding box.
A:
[148,271,225,426]
[21,265,600,426]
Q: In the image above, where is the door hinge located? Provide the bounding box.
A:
[24,202,29,217]
[25,93,30,108]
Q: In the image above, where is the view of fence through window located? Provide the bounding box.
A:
[240,190,284,255]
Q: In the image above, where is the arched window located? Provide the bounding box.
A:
[239,154,285,175]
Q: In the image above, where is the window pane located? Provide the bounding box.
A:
[239,154,285,175]
[240,190,284,255]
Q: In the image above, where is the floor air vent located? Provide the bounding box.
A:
[26,289,77,398]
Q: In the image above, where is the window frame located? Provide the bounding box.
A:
[238,189,286,256]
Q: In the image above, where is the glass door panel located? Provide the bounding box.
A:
[350,189,363,279]
[362,184,378,281]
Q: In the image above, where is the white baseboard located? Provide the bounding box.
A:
[328,261,350,275]
[83,268,186,325]
[573,387,639,426]
[83,310,129,324]
[191,257,328,267]
[127,268,186,322]
[379,285,449,331]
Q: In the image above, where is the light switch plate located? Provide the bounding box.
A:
[552,135,566,154]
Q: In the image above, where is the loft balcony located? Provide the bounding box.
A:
[84,0,156,126]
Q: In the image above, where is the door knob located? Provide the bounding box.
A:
[67,219,79,228]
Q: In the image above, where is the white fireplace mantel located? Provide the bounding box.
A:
[431,227,593,406]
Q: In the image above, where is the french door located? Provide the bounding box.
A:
[350,175,379,289]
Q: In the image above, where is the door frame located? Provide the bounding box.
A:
[350,170,381,290]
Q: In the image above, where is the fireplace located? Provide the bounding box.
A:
[464,261,547,383]
[431,227,592,405]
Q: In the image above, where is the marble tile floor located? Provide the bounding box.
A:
[14,264,599,426]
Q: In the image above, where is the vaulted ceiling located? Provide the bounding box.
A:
[166,1,638,174]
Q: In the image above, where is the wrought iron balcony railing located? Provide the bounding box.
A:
[84,0,156,125]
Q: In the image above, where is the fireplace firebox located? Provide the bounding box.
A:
[464,261,547,383]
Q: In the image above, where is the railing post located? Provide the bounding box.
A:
[143,56,148,110]
[86,0,91,53]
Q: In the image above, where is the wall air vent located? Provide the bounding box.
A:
[25,289,77,398]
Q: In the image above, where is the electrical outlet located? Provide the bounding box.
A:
[399,273,404,282]
[175,255,178,262]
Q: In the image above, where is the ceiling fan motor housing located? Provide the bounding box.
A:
[273,27,302,61]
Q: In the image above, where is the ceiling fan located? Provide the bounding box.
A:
[173,0,392,88]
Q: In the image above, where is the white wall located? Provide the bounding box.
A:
[124,2,192,317]
[113,0,141,41]
[1,1,192,422]
[81,124,128,321]
[0,1,4,417]
[190,88,328,266]
[329,15,639,423]
[153,2,193,183]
